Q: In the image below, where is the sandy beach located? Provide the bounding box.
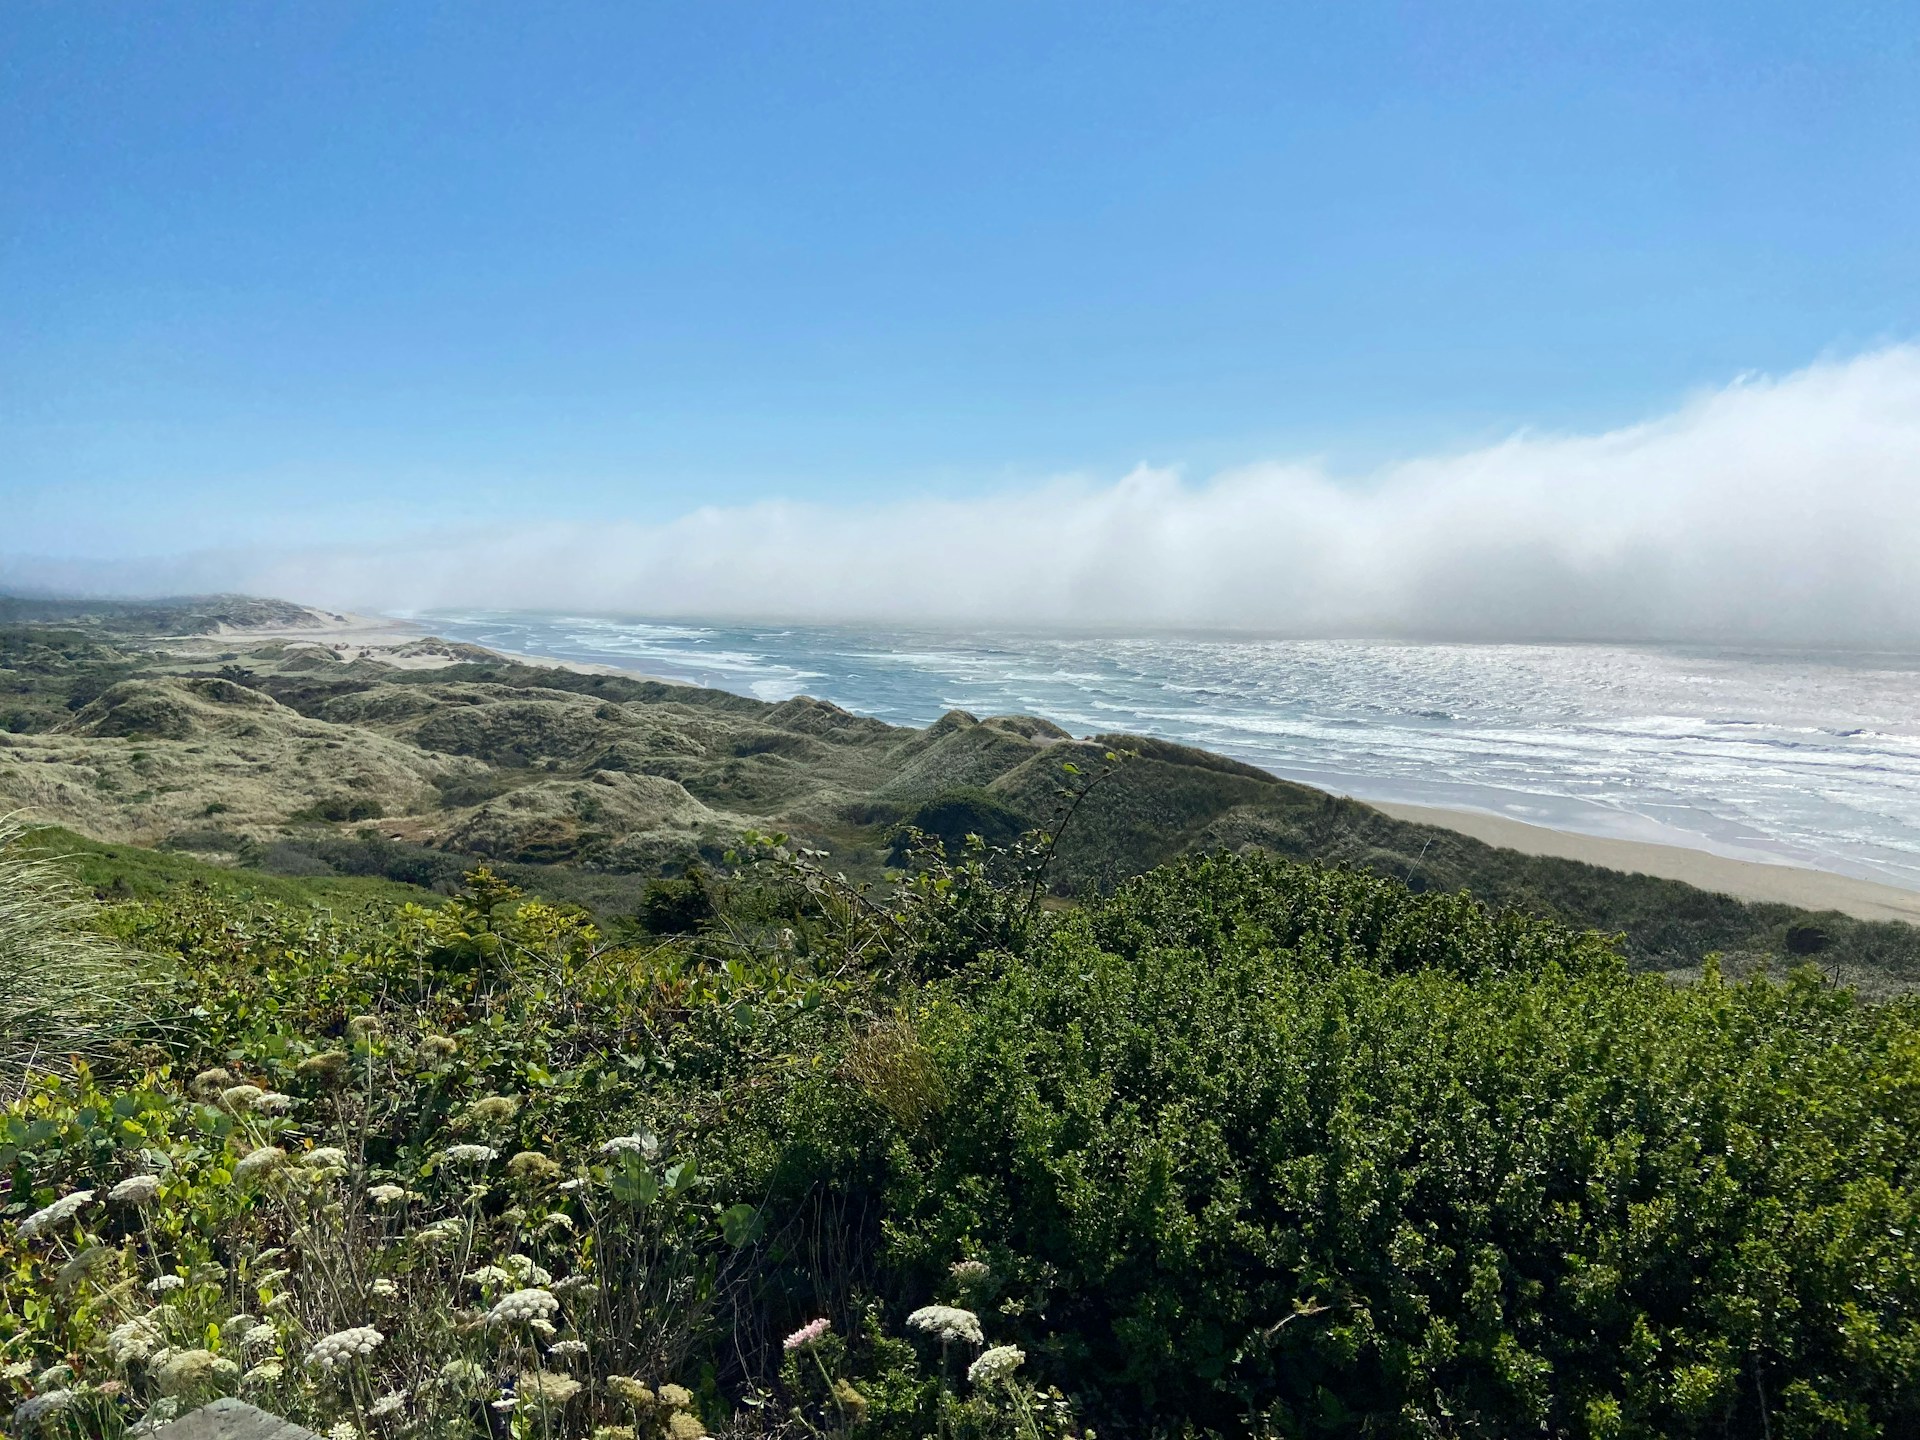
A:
[1373,801,1920,925]
[155,608,669,681]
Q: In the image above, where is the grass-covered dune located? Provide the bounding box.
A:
[1,828,1915,1438]
[3,596,1919,990]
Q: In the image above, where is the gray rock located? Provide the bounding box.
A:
[163,1399,319,1440]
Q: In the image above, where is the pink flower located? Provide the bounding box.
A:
[784,1317,831,1352]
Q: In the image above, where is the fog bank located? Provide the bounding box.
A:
[23,347,1920,646]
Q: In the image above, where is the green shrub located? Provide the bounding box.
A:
[857,854,1920,1436]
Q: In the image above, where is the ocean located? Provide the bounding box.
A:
[414,611,1920,892]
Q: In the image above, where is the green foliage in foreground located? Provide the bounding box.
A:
[0,833,1916,1437]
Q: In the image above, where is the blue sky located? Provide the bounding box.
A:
[4,2,1918,563]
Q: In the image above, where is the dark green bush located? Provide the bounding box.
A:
[760,853,1920,1438]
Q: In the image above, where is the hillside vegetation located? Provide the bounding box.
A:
[1,826,1915,1437]
[1,596,1916,988]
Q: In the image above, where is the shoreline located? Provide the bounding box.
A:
[160,609,676,682]
[211,608,1920,924]
[1372,801,1920,925]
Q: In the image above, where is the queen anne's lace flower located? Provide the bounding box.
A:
[302,1146,349,1170]
[466,1095,520,1124]
[148,1274,186,1294]
[156,1348,234,1395]
[235,1146,287,1180]
[440,1144,498,1165]
[107,1316,164,1365]
[503,1254,552,1285]
[16,1190,93,1240]
[657,1384,694,1409]
[252,1091,297,1114]
[307,1326,385,1369]
[950,1259,991,1284]
[109,1174,162,1205]
[242,1360,283,1387]
[519,1369,582,1403]
[784,1317,830,1352]
[368,1183,408,1205]
[486,1288,559,1327]
[369,1392,407,1418]
[597,1133,657,1157]
[968,1344,1025,1386]
[220,1084,265,1110]
[607,1376,654,1406]
[906,1304,984,1345]
[667,1411,707,1440]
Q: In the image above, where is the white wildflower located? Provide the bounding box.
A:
[519,1369,582,1403]
[439,1143,498,1165]
[950,1259,991,1284]
[465,1265,514,1288]
[242,1360,284,1386]
[148,1274,187,1294]
[34,1365,72,1389]
[234,1146,287,1180]
[107,1316,165,1365]
[968,1344,1025,1386]
[155,1347,228,1395]
[367,1183,408,1205]
[220,1084,266,1111]
[411,1217,466,1248]
[597,1133,657,1157]
[307,1326,384,1369]
[301,1146,349,1171]
[0,1361,30,1381]
[326,1423,360,1440]
[503,1253,552,1285]
[369,1278,398,1299]
[369,1391,407,1417]
[486,1288,559,1328]
[16,1190,93,1240]
[548,1339,588,1360]
[906,1304,984,1345]
[252,1091,297,1114]
[109,1174,163,1205]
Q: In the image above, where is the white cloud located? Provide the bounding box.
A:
[23,346,1920,646]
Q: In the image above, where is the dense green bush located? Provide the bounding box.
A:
[762,855,1920,1437]
[2,834,1917,1437]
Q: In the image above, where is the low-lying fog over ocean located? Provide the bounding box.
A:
[417,611,1920,893]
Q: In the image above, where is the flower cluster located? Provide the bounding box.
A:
[108,1173,163,1205]
[784,1316,831,1352]
[487,1287,560,1328]
[906,1304,985,1345]
[968,1344,1025,1386]
[16,1189,93,1240]
[307,1326,385,1370]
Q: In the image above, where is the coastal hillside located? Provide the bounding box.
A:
[3,595,1917,987]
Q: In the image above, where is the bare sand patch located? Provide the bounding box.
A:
[1372,801,1920,925]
